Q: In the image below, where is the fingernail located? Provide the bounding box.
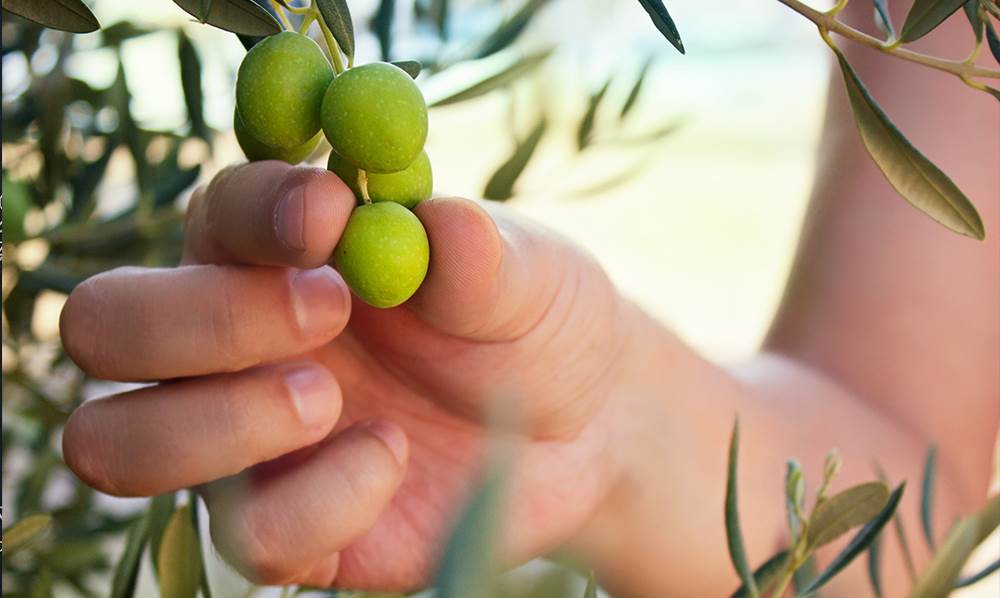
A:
[358,419,408,465]
[291,267,347,335]
[275,186,306,251]
[285,366,336,428]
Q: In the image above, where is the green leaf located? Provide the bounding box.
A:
[172,0,280,36]
[797,483,905,597]
[483,115,546,201]
[921,444,937,550]
[434,470,506,598]
[874,462,918,582]
[872,0,895,38]
[473,0,550,60]
[963,0,983,41]
[730,550,790,598]
[806,482,891,549]
[157,505,203,598]
[785,460,805,542]
[177,31,208,141]
[636,0,684,54]
[30,566,54,598]
[577,77,612,150]
[833,49,984,239]
[987,21,1000,65]
[583,571,597,598]
[899,0,966,42]
[866,525,884,598]
[111,516,149,598]
[912,516,979,597]
[316,0,355,62]
[148,493,177,575]
[427,49,552,108]
[793,556,818,594]
[392,60,422,79]
[620,56,654,120]
[725,418,758,598]
[955,558,1000,588]
[189,495,214,598]
[372,0,395,60]
[3,513,53,556]
[101,22,156,45]
[1,0,100,33]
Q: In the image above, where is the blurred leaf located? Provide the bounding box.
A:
[427,49,552,107]
[392,59,422,78]
[600,118,685,146]
[316,0,355,62]
[955,558,1000,588]
[797,483,905,597]
[725,419,758,598]
[172,0,280,36]
[866,525,884,598]
[434,470,506,598]
[177,30,208,141]
[101,21,156,45]
[636,0,684,54]
[806,482,890,549]
[158,505,203,598]
[963,0,983,41]
[730,551,790,598]
[43,538,109,574]
[899,0,966,42]
[872,0,896,38]
[473,0,550,59]
[110,516,148,598]
[2,172,31,242]
[793,556,818,593]
[483,115,546,201]
[987,21,1000,65]
[620,56,653,120]
[1,0,99,33]
[875,462,917,582]
[373,0,395,60]
[69,137,118,221]
[583,571,597,598]
[785,460,805,542]
[912,516,979,597]
[921,444,937,550]
[17,450,57,517]
[3,513,53,556]
[577,77,612,151]
[110,61,150,197]
[432,0,450,38]
[189,494,214,598]
[30,566,54,598]
[148,493,176,577]
[833,49,984,239]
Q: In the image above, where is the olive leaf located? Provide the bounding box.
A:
[806,481,890,549]
[101,22,156,45]
[392,60,423,79]
[725,419,758,598]
[2,513,53,556]
[31,566,54,598]
[833,49,985,239]
[920,444,938,550]
[866,523,884,598]
[785,460,805,542]
[372,0,395,60]
[427,49,552,107]
[912,516,979,597]
[110,516,148,598]
[315,0,355,62]
[483,115,547,201]
[172,0,280,37]
[177,31,208,141]
[434,470,506,598]
[620,56,654,120]
[797,483,905,597]
[473,0,550,60]
[872,0,895,38]
[730,551,790,598]
[963,0,983,41]
[583,571,598,598]
[987,20,1000,65]
[577,77,612,150]
[147,493,177,575]
[874,462,917,582]
[898,0,966,43]
[636,0,684,54]
[1,0,100,33]
[157,505,203,598]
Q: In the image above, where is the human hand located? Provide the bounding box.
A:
[59,160,640,590]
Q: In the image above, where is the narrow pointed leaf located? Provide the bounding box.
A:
[2,513,53,555]
[899,0,966,42]
[954,558,1000,588]
[725,419,758,597]
[866,527,884,598]
[636,0,684,54]
[2,0,100,33]
[875,462,917,581]
[872,0,896,38]
[620,56,654,120]
[473,0,550,59]
[583,571,598,598]
[316,0,355,61]
[372,0,395,60]
[30,566,54,598]
[963,0,984,41]
[177,31,208,141]
[730,551,791,598]
[578,77,612,150]
[434,471,506,598]
[189,496,214,598]
[172,0,280,36]
[148,493,177,575]
[392,60,423,79]
[785,460,805,542]
[798,483,905,597]
[793,556,818,593]
[483,116,546,201]
[111,516,149,598]
[833,49,984,239]
[158,505,203,598]
[987,21,1000,65]
[912,517,979,597]
[921,444,937,550]
[806,482,890,549]
[427,49,552,107]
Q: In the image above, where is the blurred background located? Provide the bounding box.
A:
[2,0,996,596]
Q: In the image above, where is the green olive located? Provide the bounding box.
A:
[333,202,430,308]
[235,108,322,164]
[235,31,333,148]
[327,149,432,209]
[321,62,428,173]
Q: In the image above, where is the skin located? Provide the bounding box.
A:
[328,149,433,208]
[58,8,997,597]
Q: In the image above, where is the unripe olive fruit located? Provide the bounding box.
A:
[321,62,428,173]
[235,108,322,164]
[327,149,432,209]
[333,202,430,308]
[236,31,333,148]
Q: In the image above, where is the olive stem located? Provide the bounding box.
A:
[358,169,372,204]
[269,0,295,31]
[317,14,347,74]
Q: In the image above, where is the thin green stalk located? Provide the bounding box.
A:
[317,16,346,73]
[269,0,294,31]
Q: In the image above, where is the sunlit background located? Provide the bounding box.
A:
[3,0,997,595]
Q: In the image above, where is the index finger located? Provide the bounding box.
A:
[184,161,356,268]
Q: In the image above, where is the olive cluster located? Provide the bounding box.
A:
[234,31,433,309]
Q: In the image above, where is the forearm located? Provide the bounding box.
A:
[570,306,964,597]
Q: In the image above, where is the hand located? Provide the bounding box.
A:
[59,160,638,590]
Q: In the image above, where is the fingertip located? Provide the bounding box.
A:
[277,166,356,268]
